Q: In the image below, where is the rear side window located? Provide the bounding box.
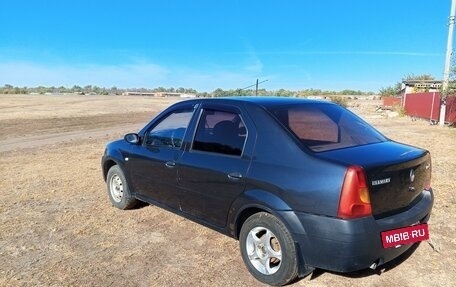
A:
[192,109,247,156]
[271,103,386,152]
[288,109,339,144]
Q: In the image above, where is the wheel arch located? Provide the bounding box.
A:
[102,144,128,181]
[230,189,297,239]
[234,206,268,240]
[102,158,118,181]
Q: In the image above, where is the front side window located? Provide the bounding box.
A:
[271,103,387,152]
[192,109,247,156]
[146,109,194,148]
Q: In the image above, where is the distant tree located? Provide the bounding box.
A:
[338,89,364,95]
[275,89,284,97]
[379,82,401,97]
[256,88,268,96]
[1,84,12,94]
[297,88,319,97]
[109,86,119,95]
[212,88,225,97]
[13,87,21,94]
[94,86,103,94]
[72,85,82,93]
[402,74,435,81]
[274,89,294,97]
[197,91,209,97]
[186,88,198,94]
[36,86,46,94]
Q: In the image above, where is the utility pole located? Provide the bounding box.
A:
[441,0,456,126]
[239,79,268,95]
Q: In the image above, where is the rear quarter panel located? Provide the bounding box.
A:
[243,103,348,217]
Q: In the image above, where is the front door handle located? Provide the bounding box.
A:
[227,172,243,181]
[165,161,176,168]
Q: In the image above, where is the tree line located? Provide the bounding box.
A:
[0,84,199,96]
[0,84,374,97]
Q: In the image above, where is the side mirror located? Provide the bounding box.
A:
[124,133,140,145]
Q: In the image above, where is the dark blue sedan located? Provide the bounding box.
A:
[102,97,433,286]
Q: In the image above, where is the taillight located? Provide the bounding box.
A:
[425,159,432,191]
[338,166,372,219]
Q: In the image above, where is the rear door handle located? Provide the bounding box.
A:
[227,172,243,181]
[165,161,176,168]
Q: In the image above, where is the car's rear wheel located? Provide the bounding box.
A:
[106,165,138,209]
[239,212,299,286]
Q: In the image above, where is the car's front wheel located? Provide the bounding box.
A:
[106,165,138,209]
[239,212,299,286]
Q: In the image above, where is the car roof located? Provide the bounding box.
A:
[196,96,331,109]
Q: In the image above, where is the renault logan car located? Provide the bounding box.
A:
[102,97,433,285]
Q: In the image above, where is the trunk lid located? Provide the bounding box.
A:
[318,141,431,217]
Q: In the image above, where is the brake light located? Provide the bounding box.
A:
[338,166,372,219]
[425,160,432,191]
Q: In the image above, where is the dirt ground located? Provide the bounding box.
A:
[0,94,455,287]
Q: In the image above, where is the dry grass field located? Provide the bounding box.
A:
[0,94,455,287]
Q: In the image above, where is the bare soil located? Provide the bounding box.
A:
[0,94,455,287]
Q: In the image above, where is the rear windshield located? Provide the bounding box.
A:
[269,103,387,152]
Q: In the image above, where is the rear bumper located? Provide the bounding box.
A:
[280,189,433,273]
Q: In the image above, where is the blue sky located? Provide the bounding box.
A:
[0,0,451,92]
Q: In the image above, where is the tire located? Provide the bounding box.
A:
[239,212,299,286]
[106,165,138,210]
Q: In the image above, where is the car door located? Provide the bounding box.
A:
[178,105,252,228]
[126,107,194,210]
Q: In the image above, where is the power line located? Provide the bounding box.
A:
[240,79,268,90]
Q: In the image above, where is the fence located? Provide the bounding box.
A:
[403,92,441,122]
[445,96,456,123]
[382,97,402,109]
[389,92,456,124]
